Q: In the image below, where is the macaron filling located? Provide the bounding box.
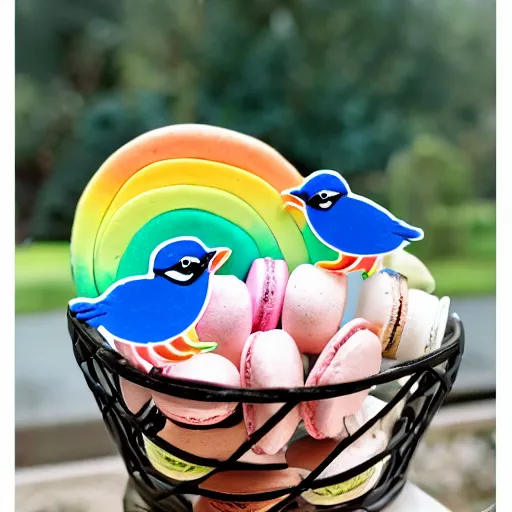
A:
[242,336,257,435]
[143,436,213,480]
[381,271,408,358]
[384,291,405,354]
[302,461,385,506]
[311,466,375,498]
[253,258,277,331]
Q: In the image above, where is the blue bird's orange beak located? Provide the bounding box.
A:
[281,189,306,211]
[207,247,232,273]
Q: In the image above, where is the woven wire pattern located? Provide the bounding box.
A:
[68,309,464,512]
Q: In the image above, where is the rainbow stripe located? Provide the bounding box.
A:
[70,124,336,297]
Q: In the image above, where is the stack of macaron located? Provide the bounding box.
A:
[119,256,450,510]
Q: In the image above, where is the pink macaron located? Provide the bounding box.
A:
[245,258,289,332]
[119,378,152,415]
[240,330,304,455]
[152,353,240,426]
[301,318,382,440]
[196,275,253,368]
[282,264,348,354]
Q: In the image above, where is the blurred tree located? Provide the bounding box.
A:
[16,0,495,241]
[15,0,122,241]
[30,92,172,240]
[116,0,495,178]
[387,134,474,259]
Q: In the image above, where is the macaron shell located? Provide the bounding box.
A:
[200,468,302,492]
[282,264,348,354]
[395,290,443,361]
[354,269,408,357]
[241,330,304,454]
[342,395,404,441]
[286,431,388,477]
[430,296,451,352]
[382,248,436,294]
[196,275,253,368]
[119,378,152,414]
[154,419,286,467]
[286,433,387,505]
[301,320,382,439]
[340,395,385,439]
[246,258,289,332]
[196,468,302,512]
[152,354,240,426]
[193,497,279,512]
[156,419,248,461]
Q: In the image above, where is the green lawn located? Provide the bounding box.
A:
[15,241,495,314]
[414,202,496,298]
[15,243,75,314]
[426,258,495,297]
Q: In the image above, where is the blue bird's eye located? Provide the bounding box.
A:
[154,255,205,286]
[180,256,199,269]
[307,190,343,211]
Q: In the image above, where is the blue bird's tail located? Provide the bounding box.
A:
[393,221,424,241]
[69,300,107,325]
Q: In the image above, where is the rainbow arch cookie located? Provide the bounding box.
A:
[71,124,336,297]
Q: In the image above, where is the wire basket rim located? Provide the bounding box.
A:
[68,308,463,403]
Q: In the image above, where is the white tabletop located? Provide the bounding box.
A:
[385,481,450,512]
[16,456,451,512]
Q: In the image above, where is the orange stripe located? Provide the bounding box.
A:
[97,125,302,194]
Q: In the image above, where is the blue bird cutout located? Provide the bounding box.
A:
[282,170,423,275]
[69,237,231,361]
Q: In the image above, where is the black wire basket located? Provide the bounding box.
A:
[68,308,464,512]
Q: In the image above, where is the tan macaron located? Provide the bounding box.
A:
[355,269,450,361]
[194,468,302,511]
[286,431,387,506]
[119,378,152,414]
[145,420,286,482]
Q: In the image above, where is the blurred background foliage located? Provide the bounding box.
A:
[15,0,495,310]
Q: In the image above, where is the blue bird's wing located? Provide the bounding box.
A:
[309,196,424,256]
